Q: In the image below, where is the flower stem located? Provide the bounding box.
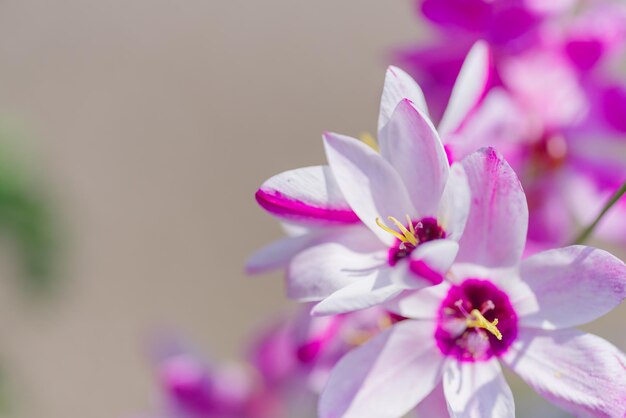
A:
[573,180,626,244]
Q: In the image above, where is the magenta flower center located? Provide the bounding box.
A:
[379,217,445,266]
[435,279,517,362]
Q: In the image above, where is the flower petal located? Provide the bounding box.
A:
[378,66,429,132]
[414,384,449,418]
[311,269,402,316]
[402,239,458,287]
[323,132,417,245]
[443,359,515,418]
[516,245,626,329]
[379,99,449,217]
[439,41,491,137]
[385,282,451,320]
[287,226,385,301]
[501,328,626,418]
[318,320,444,418]
[457,148,528,268]
[445,88,530,163]
[256,165,359,225]
[246,233,320,274]
[437,162,470,241]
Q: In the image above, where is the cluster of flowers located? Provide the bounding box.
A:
[141,1,626,417]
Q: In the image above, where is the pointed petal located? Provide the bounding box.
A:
[443,359,515,418]
[502,328,626,418]
[516,246,626,329]
[445,88,530,163]
[323,132,417,245]
[311,269,402,316]
[457,148,528,268]
[385,282,451,320]
[319,320,444,418]
[379,99,449,217]
[437,162,470,241]
[439,41,492,137]
[378,66,429,132]
[256,165,359,224]
[246,232,320,274]
[287,226,385,301]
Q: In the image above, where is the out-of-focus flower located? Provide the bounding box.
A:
[143,307,397,418]
[248,43,505,316]
[319,148,626,418]
[149,339,257,418]
[396,3,626,248]
[248,305,395,417]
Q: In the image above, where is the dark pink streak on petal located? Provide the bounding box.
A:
[255,189,360,224]
[409,260,444,285]
[444,144,455,164]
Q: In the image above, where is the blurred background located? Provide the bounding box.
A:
[0,1,621,417]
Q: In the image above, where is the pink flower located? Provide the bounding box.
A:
[248,44,500,316]
[319,149,626,418]
[248,306,396,416]
[252,305,397,385]
[149,339,256,418]
[399,1,626,248]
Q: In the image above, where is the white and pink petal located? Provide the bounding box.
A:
[402,239,458,288]
[256,165,359,225]
[318,320,444,418]
[502,328,626,418]
[311,269,403,316]
[323,132,417,245]
[438,41,492,137]
[516,245,626,329]
[414,384,449,418]
[443,359,515,418]
[379,99,449,217]
[436,163,470,242]
[385,282,451,320]
[246,231,324,274]
[456,148,528,268]
[286,226,385,301]
[378,66,429,132]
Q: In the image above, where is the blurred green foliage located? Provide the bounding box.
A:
[0,126,58,295]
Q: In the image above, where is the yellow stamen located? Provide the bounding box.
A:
[376,217,407,242]
[466,309,502,341]
[347,314,395,347]
[346,330,374,347]
[387,216,418,246]
[359,132,379,152]
[378,315,392,330]
[406,214,415,235]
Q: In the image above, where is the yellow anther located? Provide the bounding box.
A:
[406,214,415,235]
[466,309,502,341]
[376,217,407,242]
[359,132,379,152]
[387,216,418,246]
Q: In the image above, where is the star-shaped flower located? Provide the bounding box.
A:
[319,149,626,418]
[248,44,503,316]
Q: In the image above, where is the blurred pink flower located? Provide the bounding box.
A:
[247,306,397,416]
[148,339,258,418]
[144,307,398,418]
[396,3,626,248]
[319,148,626,418]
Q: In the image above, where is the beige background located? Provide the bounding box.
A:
[0,1,621,417]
